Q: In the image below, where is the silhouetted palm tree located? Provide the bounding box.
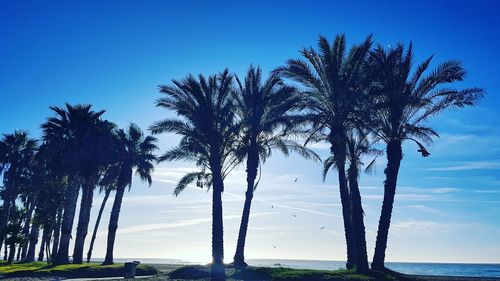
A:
[102,124,158,265]
[25,143,66,263]
[0,131,38,256]
[275,34,372,271]
[231,66,320,267]
[86,184,113,263]
[151,70,239,281]
[72,119,115,264]
[5,206,24,264]
[366,43,484,269]
[41,103,108,264]
[322,132,375,273]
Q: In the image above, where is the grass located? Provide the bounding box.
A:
[0,262,418,280]
[167,265,414,281]
[0,261,159,278]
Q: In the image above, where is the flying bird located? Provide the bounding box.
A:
[273,244,277,249]
[292,214,297,217]
[294,178,298,182]
[320,226,326,230]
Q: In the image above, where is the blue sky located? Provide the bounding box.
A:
[1,0,499,263]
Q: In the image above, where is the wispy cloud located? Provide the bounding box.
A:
[474,189,500,194]
[422,161,500,171]
[224,191,342,218]
[108,212,276,235]
[406,204,444,215]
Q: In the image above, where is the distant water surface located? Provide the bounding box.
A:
[104,258,500,278]
[246,259,500,278]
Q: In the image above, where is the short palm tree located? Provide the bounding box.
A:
[231,66,320,267]
[102,123,158,265]
[275,34,372,271]
[367,43,484,269]
[150,70,239,281]
[0,131,38,256]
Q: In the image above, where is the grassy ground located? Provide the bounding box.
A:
[2,263,499,281]
[149,264,408,281]
[0,261,159,278]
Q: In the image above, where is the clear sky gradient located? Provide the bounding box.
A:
[1,1,499,263]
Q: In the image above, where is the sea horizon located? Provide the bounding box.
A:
[96,258,500,278]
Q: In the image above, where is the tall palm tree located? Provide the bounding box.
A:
[324,130,382,273]
[72,119,115,264]
[231,66,320,267]
[102,124,158,265]
[27,142,66,263]
[275,34,372,271]
[41,103,108,264]
[4,206,24,264]
[0,131,38,255]
[150,70,239,281]
[367,43,484,269]
[86,184,113,263]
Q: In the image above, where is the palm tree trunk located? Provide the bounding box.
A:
[16,244,21,261]
[331,137,356,269]
[337,158,356,270]
[233,145,259,268]
[348,163,369,273]
[102,184,126,265]
[51,208,63,262]
[372,140,403,270]
[73,181,94,264]
[211,170,226,281]
[45,233,52,263]
[38,228,48,261]
[8,243,15,264]
[54,176,80,265]
[3,241,8,260]
[0,190,12,255]
[21,201,36,260]
[87,187,111,263]
[26,222,40,262]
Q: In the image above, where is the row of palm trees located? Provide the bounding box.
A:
[152,34,482,280]
[0,33,482,281]
[0,105,158,265]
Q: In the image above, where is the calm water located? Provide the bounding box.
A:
[246,259,500,278]
[109,258,500,278]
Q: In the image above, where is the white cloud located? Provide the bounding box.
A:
[108,212,276,235]
[406,204,443,215]
[422,161,500,171]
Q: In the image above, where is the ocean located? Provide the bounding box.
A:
[110,258,500,278]
[246,259,500,278]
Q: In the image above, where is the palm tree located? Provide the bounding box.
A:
[41,103,108,264]
[102,124,158,265]
[4,206,24,264]
[72,119,115,264]
[86,184,113,263]
[326,130,382,273]
[0,131,38,255]
[275,34,372,271]
[25,143,66,263]
[231,66,320,267]
[367,43,484,269]
[150,70,239,281]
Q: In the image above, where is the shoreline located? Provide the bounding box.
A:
[148,263,500,281]
[1,262,499,281]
